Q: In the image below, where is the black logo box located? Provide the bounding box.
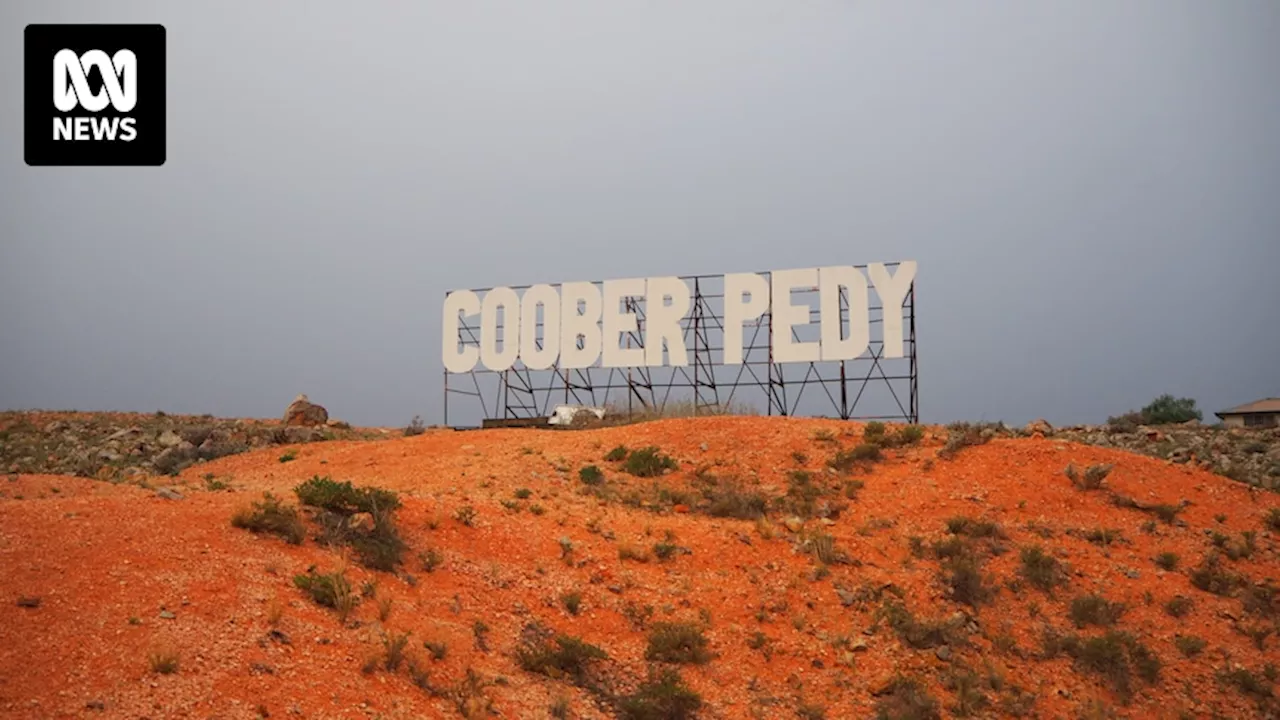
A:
[24,24,166,167]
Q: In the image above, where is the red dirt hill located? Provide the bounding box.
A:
[2,415,1277,719]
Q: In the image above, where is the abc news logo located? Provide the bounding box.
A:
[25,24,166,166]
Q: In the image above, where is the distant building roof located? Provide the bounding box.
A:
[1215,398,1280,418]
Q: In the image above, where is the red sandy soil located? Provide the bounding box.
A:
[2,416,1278,719]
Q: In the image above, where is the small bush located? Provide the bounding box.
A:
[881,601,962,650]
[699,477,771,519]
[382,630,411,671]
[828,443,882,472]
[231,492,306,544]
[1164,596,1193,618]
[1070,594,1126,628]
[148,646,180,675]
[578,465,604,485]
[1174,635,1206,657]
[645,622,713,664]
[946,516,1002,539]
[618,669,702,720]
[653,542,678,561]
[1219,667,1273,700]
[944,554,997,609]
[515,624,608,686]
[624,447,677,477]
[863,421,886,442]
[1189,553,1243,597]
[294,476,400,515]
[1083,528,1122,546]
[455,505,477,526]
[1154,552,1179,571]
[937,422,1001,459]
[1019,546,1067,593]
[874,675,941,720]
[278,450,297,463]
[294,568,358,622]
[561,591,582,616]
[604,445,629,462]
[1266,508,1280,532]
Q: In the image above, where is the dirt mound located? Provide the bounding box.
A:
[2,416,1278,719]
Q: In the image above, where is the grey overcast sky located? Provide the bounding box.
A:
[2,1,1278,428]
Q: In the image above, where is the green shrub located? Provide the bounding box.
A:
[1070,594,1126,627]
[604,445,629,462]
[1019,546,1067,593]
[231,492,306,544]
[828,443,882,472]
[618,669,702,720]
[1189,553,1243,597]
[1154,552,1179,571]
[294,475,400,515]
[1174,635,1206,657]
[515,625,608,686]
[294,568,358,621]
[1164,596,1193,618]
[578,465,604,485]
[645,622,713,664]
[623,447,677,477]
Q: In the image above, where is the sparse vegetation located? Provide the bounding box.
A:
[1189,553,1243,597]
[293,568,358,622]
[618,669,703,720]
[231,492,306,544]
[645,622,713,664]
[515,624,608,686]
[1019,545,1067,593]
[1174,634,1206,657]
[874,675,941,720]
[1154,552,1179,571]
[1164,596,1193,618]
[147,646,180,674]
[623,447,678,477]
[579,465,604,485]
[1070,594,1126,628]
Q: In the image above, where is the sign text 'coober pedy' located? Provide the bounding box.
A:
[442,262,917,373]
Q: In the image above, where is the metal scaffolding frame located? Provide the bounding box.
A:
[443,265,917,427]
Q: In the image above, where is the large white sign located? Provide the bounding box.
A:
[443,262,916,374]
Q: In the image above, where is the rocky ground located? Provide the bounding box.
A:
[0,403,397,481]
[2,412,1279,719]
[1011,419,1280,492]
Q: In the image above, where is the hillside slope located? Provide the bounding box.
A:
[2,415,1278,719]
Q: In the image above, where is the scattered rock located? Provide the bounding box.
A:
[783,517,805,533]
[157,430,183,448]
[16,596,41,608]
[85,700,106,711]
[326,419,351,430]
[155,488,184,501]
[158,611,176,620]
[282,394,328,427]
[1024,419,1053,437]
[935,645,953,661]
